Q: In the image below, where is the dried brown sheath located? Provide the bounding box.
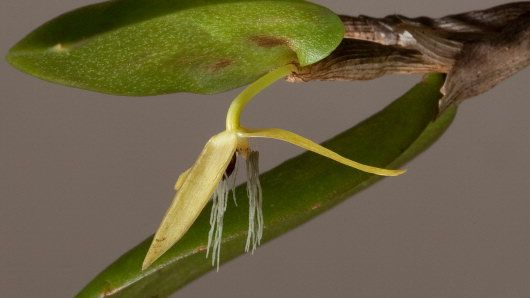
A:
[290,2,530,113]
[287,39,451,82]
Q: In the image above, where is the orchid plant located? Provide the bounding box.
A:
[7,0,529,296]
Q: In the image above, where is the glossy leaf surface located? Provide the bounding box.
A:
[77,74,456,297]
[7,0,344,96]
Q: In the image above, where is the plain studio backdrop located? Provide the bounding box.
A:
[1,1,529,297]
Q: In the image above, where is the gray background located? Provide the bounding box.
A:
[1,1,529,297]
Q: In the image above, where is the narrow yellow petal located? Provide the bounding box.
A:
[239,128,405,177]
[142,131,238,270]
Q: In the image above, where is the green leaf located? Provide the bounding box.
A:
[76,74,456,297]
[6,0,344,96]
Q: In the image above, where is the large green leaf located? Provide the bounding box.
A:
[77,74,456,297]
[6,0,343,96]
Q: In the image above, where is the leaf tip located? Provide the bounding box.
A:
[5,48,19,70]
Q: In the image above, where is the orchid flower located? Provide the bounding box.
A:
[142,64,405,270]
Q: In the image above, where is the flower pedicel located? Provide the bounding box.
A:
[142,64,405,270]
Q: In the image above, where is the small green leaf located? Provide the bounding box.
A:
[76,74,457,297]
[6,0,344,96]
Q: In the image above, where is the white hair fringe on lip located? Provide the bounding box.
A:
[206,149,264,270]
[245,150,263,254]
[230,156,239,206]
[206,175,229,271]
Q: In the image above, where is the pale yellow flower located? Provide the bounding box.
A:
[142,65,405,270]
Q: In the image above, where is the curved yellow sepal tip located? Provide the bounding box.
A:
[239,128,405,177]
[142,131,238,270]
